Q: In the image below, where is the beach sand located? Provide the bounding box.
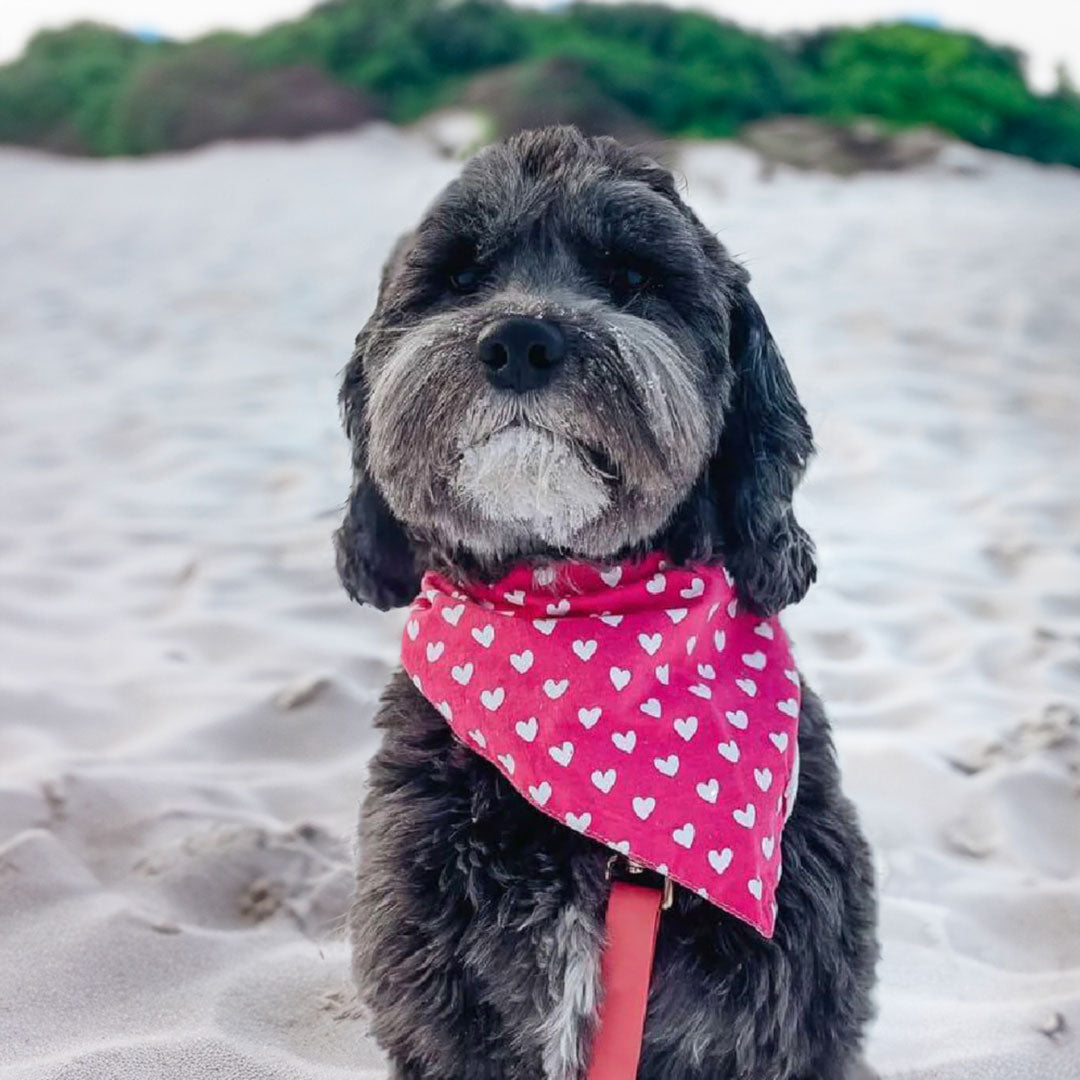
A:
[1,125,1078,1078]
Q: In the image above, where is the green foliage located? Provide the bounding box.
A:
[523,4,810,135]
[0,23,165,152]
[104,41,376,155]
[797,22,1080,165]
[244,0,527,120]
[0,0,1078,167]
[802,26,1026,144]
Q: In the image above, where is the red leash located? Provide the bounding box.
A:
[586,861,672,1080]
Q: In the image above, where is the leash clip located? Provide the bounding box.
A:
[606,853,675,910]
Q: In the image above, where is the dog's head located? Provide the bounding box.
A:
[336,127,814,615]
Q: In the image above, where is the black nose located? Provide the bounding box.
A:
[477,316,566,393]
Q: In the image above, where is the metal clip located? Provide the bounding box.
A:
[606,853,675,910]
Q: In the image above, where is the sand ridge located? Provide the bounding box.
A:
[1,126,1078,1077]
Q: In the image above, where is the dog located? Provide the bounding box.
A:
[335,126,878,1080]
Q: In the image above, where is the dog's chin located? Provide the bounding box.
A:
[454,426,611,549]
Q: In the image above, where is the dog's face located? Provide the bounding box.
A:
[337,127,815,615]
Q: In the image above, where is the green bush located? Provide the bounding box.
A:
[0,22,163,152]
[105,42,377,155]
[525,4,810,135]
[0,0,1078,167]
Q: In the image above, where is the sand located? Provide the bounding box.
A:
[1,124,1078,1078]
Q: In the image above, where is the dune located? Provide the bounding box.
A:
[1,124,1078,1078]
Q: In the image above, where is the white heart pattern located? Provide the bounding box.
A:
[572,639,597,661]
[754,622,775,640]
[717,739,740,762]
[529,781,552,806]
[754,767,773,792]
[769,732,789,753]
[696,778,719,803]
[640,698,662,718]
[515,717,538,742]
[426,641,445,662]
[708,848,733,874]
[655,664,670,685]
[442,605,464,627]
[680,577,705,599]
[565,811,591,832]
[591,769,617,794]
[672,822,696,848]
[543,679,570,700]
[673,716,698,741]
[609,667,632,691]
[480,687,504,711]
[733,803,756,829]
[725,709,749,730]
[578,706,602,729]
[471,624,495,648]
[747,878,763,900]
[654,754,680,777]
[612,730,637,753]
[777,698,799,718]
[498,753,515,775]
[533,619,557,636]
[406,619,420,640]
[741,650,766,670]
[504,589,525,606]
[735,677,757,697]
[547,598,571,616]
[600,566,623,587]
[645,573,666,594]
[632,796,656,820]
[509,650,534,673]
[451,663,474,686]
[638,632,663,656]
[688,683,712,700]
[549,741,574,767]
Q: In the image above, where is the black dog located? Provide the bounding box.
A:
[336,126,877,1080]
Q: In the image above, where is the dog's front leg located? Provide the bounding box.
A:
[351,678,604,1080]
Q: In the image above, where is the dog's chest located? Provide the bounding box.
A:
[534,901,603,1080]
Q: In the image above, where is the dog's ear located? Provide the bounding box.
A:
[333,235,422,610]
[710,284,816,615]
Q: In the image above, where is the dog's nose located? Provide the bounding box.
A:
[477,316,566,393]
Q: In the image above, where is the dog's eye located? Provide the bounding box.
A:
[449,265,483,293]
[609,264,652,295]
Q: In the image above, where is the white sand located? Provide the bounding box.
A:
[1,125,1078,1078]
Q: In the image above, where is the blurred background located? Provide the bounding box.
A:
[2,0,1080,163]
[1,3,1078,1079]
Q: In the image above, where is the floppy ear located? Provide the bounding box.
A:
[711,285,816,615]
[333,236,422,610]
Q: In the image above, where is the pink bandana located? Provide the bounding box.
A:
[400,553,800,937]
